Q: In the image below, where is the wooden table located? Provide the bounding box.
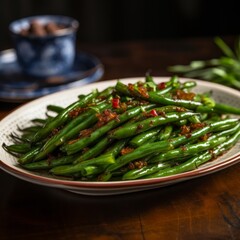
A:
[1,37,240,240]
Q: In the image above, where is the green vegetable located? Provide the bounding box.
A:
[2,76,240,182]
[169,37,240,90]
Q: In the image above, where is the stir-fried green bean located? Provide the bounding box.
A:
[2,76,240,182]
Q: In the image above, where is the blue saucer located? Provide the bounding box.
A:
[0,49,104,102]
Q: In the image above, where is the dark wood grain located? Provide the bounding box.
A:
[1,36,240,240]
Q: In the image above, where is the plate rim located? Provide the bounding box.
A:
[0,77,240,192]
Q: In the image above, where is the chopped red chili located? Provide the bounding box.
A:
[149,109,158,117]
[158,82,166,90]
[112,98,120,109]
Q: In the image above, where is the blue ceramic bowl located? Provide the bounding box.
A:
[9,15,79,77]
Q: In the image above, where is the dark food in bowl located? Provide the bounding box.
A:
[20,20,66,36]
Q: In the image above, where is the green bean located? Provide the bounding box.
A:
[2,143,31,154]
[129,127,162,147]
[150,136,226,163]
[31,118,47,125]
[34,102,110,161]
[181,81,197,90]
[147,151,212,178]
[110,112,197,139]
[106,140,175,173]
[146,127,240,179]
[50,153,115,175]
[2,76,240,182]
[18,146,42,164]
[32,90,99,143]
[115,81,202,110]
[105,119,238,174]
[145,73,155,83]
[104,138,130,157]
[211,127,240,155]
[208,123,240,140]
[9,132,29,144]
[155,76,180,95]
[62,104,155,155]
[22,155,76,170]
[170,118,239,147]
[188,115,201,124]
[158,125,173,141]
[81,165,104,177]
[74,137,114,164]
[17,125,42,133]
[122,162,171,180]
[144,74,179,93]
[164,94,200,108]
[97,86,114,99]
[46,105,64,114]
[214,103,240,115]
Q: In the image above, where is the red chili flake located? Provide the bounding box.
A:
[112,98,120,109]
[158,82,166,90]
[149,109,158,117]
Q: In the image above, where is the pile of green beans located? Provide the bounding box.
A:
[2,75,240,182]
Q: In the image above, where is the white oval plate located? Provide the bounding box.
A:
[0,77,240,195]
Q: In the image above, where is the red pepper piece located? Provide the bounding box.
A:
[150,109,158,117]
[112,98,120,108]
[158,82,166,90]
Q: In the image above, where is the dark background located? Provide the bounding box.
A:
[0,0,239,50]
